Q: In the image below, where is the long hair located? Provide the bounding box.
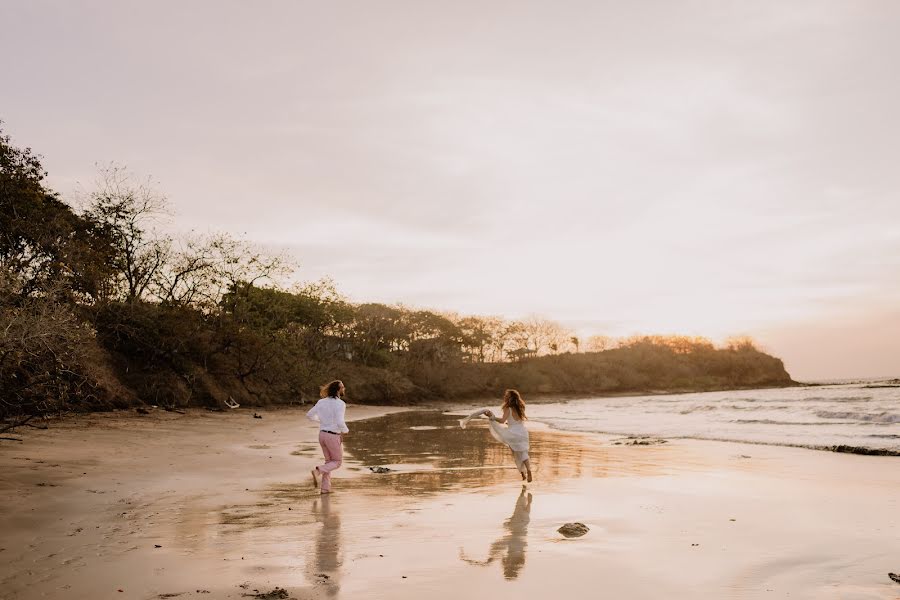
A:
[502,389,526,420]
[320,380,344,398]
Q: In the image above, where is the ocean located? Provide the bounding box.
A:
[522,382,900,455]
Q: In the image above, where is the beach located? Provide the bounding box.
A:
[1,407,898,600]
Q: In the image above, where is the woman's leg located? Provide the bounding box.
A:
[511,449,527,479]
[318,433,343,492]
[312,431,331,488]
[524,459,533,482]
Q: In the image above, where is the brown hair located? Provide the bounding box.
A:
[320,380,344,398]
[502,389,526,420]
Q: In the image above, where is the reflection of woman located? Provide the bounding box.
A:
[460,486,533,580]
[309,495,341,598]
[461,389,532,482]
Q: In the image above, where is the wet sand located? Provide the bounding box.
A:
[1,407,899,599]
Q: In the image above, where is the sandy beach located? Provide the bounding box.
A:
[1,407,898,600]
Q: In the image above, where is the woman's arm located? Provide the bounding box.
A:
[494,407,510,424]
[337,401,349,434]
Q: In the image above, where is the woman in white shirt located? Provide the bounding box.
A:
[307,380,349,493]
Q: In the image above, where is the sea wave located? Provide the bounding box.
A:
[814,410,900,424]
[678,405,718,414]
[804,396,873,403]
[732,419,853,426]
[523,384,900,455]
[533,420,900,456]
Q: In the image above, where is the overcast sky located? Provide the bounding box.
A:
[2,1,899,380]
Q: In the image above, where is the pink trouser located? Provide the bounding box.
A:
[317,431,343,492]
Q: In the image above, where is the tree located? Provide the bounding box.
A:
[205,233,291,307]
[725,336,758,352]
[586,335,615,352]
[348,303,409,365]
[151,235,216,308]
[0,126,113,300]
[456,316,497,362]
[153,232,290,311]
[83,165,171,303]
[511,316,572,356]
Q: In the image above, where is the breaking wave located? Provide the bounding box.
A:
[525,383,900,455]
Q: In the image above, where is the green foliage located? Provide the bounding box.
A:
[0,127,114,300]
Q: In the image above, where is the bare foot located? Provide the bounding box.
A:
[311,468,319,488]
[521,471,526,481]
[526,470,533,483]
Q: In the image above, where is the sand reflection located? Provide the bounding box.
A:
[460,487,532,580]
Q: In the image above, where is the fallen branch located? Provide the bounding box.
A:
[0,415,35,435]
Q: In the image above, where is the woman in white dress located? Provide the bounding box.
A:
[461,389,532,482]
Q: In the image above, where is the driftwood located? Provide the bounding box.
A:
[0,415,36,435]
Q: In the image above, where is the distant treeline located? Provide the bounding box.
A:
[0,125,793,424]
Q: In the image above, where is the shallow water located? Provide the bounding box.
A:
[521,383,900,453]
[338,411,677,494]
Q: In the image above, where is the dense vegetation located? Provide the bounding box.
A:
[0,125,793,427]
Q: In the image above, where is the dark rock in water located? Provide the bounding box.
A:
[369,466,392,474]
[614,436,667,446]
[558,522,589,537]
[252,588,289,600]
[829,445,900,457]
[253,413,263,419]
[889,572,900,584]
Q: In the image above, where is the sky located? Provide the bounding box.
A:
[2,1,899,380]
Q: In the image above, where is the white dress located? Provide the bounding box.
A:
[460,408,531,473]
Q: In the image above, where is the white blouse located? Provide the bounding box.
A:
[306,396,349,433]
